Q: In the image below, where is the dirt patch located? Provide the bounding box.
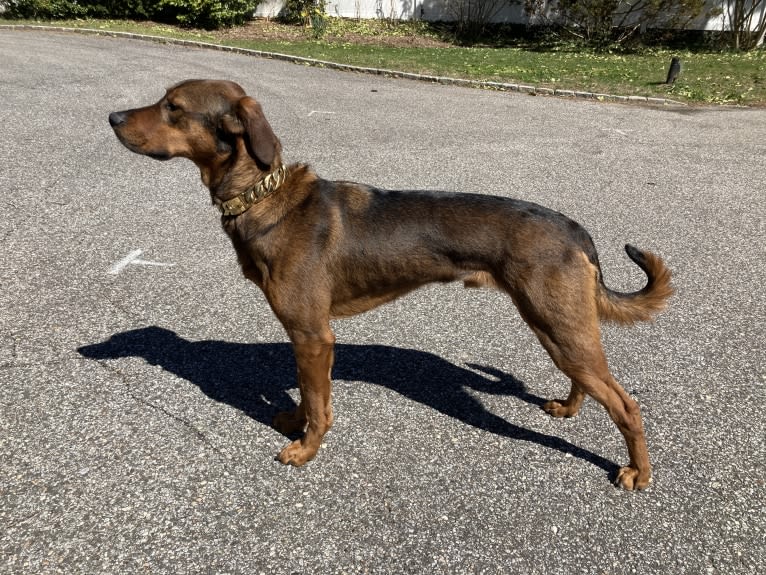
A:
[212,19,452,49]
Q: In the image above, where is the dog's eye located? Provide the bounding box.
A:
[165,101,180,113]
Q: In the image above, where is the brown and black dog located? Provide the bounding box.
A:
[109,79,672,490]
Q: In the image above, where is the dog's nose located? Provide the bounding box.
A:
[109,111,127,128]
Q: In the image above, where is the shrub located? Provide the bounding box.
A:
[4,0,259,28]
[154,0,258,29]
[524,0,708,48]
[4,0,87,19]
[281,0,327,38]
[445,0,512,38]
[719,0,766,50]
[80,1,155,20]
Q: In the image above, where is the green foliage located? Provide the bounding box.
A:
[4,0,87,19]
[282,0,326,33]
[3,0,258,28]
[81,1,154,20]
[155,0,258,29]
[5,0,154,19]
[281,0,327,38]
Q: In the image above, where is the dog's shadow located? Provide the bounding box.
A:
[77,326,618,478]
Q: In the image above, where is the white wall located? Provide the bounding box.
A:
[255,1,763,32]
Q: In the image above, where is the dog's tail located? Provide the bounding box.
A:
[596,244,673,325]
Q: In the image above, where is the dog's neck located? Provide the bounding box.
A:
[211,164,288,216]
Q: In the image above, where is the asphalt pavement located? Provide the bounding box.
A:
[0,29,764,574]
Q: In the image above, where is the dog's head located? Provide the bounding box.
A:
[109,79,281,188]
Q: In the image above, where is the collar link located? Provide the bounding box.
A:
[214,164,287,217]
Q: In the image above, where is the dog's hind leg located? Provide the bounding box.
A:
[504,257,651,490]
[543,380,585,418]
[529,316,651,490]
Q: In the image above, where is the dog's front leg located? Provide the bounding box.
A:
[274,328,335,466]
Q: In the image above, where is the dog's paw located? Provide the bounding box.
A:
[543,399,580,418]
[273,410,307,435]
[277,439,316,466]
[615,466,652,491]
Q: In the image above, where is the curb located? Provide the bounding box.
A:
[1,24,688,107]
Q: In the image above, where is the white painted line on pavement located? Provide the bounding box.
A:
[108,249,143,275]
[108,249,175,275]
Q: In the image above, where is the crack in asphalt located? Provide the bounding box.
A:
[88,358,236,472]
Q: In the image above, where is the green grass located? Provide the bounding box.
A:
[3,18,765,105]
[234,43,765,105]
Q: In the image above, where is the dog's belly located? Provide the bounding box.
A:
[329,289,418,318]
[327,265,488,319]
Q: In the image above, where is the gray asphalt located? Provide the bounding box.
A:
[1,29,764,575]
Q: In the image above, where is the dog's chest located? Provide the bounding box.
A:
[221,217,271,288]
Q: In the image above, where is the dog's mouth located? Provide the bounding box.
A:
[127,143,172,162]
[146,150,172,161]
[113,134,172,161]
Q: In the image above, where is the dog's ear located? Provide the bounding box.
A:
[220,96,280,169]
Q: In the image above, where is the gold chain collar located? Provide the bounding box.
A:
[214,165,288,217]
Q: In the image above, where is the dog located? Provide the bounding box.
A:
[109,79,672,490]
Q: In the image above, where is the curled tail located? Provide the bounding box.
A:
[596,244,673,325]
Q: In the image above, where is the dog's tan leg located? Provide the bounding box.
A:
[508,262,652,490]
[272,398,307,435]
[275,327,335,466]
[543,381,585,418]
[581,370,651,491]
[533,325,652,490]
